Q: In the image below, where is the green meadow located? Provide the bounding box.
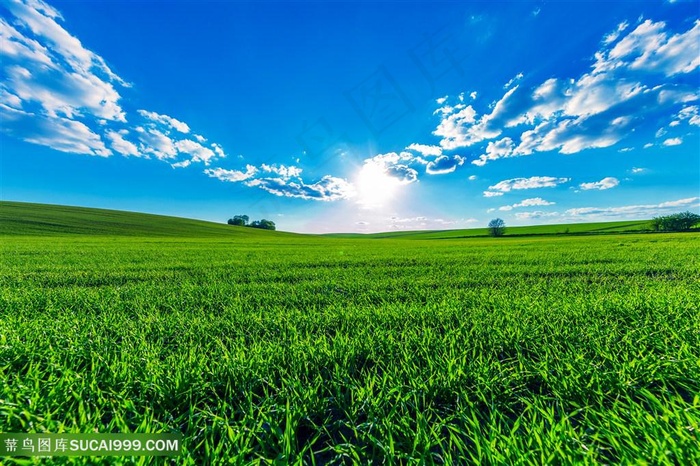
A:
[1,201,698,465]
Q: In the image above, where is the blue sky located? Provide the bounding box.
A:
[1,0,698,233]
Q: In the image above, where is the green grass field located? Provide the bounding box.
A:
[1,202,699,465]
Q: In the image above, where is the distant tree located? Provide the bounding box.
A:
[228,215,249,226]
[652,211,700,232]
[488,218,506,237]
[249,219,276,231]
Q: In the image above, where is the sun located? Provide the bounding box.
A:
[355,163,401,208]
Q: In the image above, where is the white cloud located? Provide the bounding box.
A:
[486,176,570,195]
[436,96,447,105]
[194,134,206,142]
[426,18,699,164]
[1,2,127,122]
[387,216,477,230]
[631,167,646,173]
[175,139,216,165]
[499,197,555,211]
[204,165,258,182]
[565,197,700,219]
[675,105,700,126]
[483,191,504,197]
[579,177,620,190]
[105,129,140,157]
[1,106,112,156]
[247,175,355,201]
[406,143,442,157]
[0,0,232,178]
[360,152,421,185]
[260,164,303,178]
[515,211,559,220]
[136,127,178,160]
[211,143,225,158]
[468,175,477,181]
[504,72,524,89]
[137,109,190,134]
[625,20,700,76]
[426,155,465,175]
[473,137,514,166]
[662,137,683,146]
[433,106,478,149]
[603,21,629,45]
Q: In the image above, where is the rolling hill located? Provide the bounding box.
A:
[0,200,665,238]
[0,201,292,237]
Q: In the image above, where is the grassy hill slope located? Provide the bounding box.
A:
[327,220,655,239]
[0,201,292,237]
[0,201,674,239]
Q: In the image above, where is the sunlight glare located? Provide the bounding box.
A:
[356,163,401,208]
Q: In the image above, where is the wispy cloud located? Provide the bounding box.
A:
[579,177,620,190]
[565,197,700,219]
[484,176,570,196]
[246,176,355,201]
[662,137,683,146]
[137,110,190,134]
[204,165,258,182]
[105,129,140,157]
[515,211,559,220]
[1,0,227,171]
[499,197,555,211]
[429,19,699,165]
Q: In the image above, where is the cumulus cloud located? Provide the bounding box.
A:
[427,19,700,165]
[135,127,177,160]
[426,155,465,175]
[499,197,555,211]
[473,137,515,166]
[260,164,303,178]
[484,176,570,196]
[0,0,228,175]
[433,106,479,149]
[579,177,620,190]
[0,2,127,123]
[246,175,355,201]
[204,165,258,182]
[174,139,216,165]
[406,143,442,157]
[360,152,422,185]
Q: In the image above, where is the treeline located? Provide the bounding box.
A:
[227,215,276,231]
[651,211,700,232]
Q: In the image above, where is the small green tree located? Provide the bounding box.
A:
[488,218,506,237]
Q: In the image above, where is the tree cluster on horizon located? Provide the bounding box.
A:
[228,215,276,231]
[651,211,700,232]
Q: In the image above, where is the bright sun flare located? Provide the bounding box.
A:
[355,164,401,208]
